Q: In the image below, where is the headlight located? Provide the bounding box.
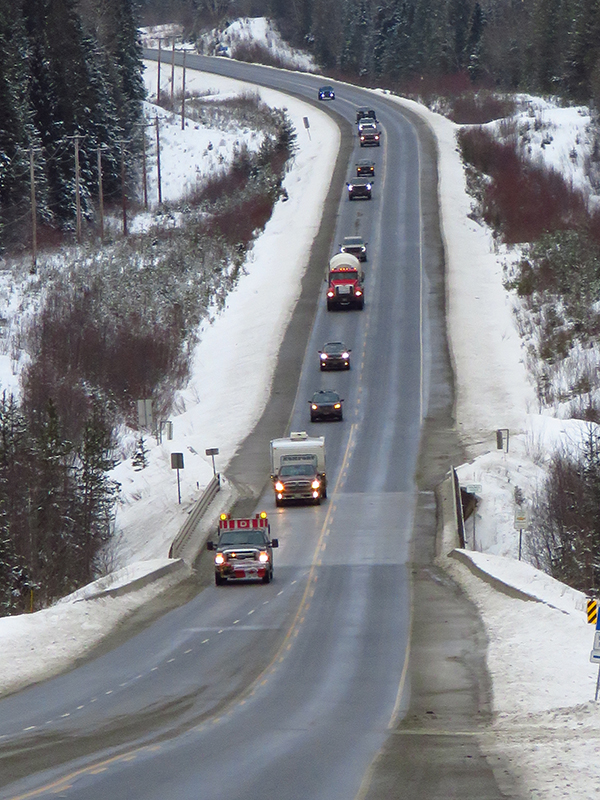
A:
[342,352,349,358]
[348,185,354,191]
[320,353,328,360]
[366,183,372,189]
[334,403,341,409]
[215,553,225,565]
[311,479,321,489]
[258,551,269,563]
[275,481,284,492]
[311,404,318,410]
[355,289,362,296]
[327,290,334,297]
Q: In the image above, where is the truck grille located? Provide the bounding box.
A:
[225,549,257,561]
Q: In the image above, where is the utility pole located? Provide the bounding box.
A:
[120,141,128,236]
[181,48,186,130]
[29,148,37,273]
[142,127,148,208]
[155,116,162,205]
[97,146,104,243]
[171,40,176,105]
[74,135,82,242]
[157,38,162,104]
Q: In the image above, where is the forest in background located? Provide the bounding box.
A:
[142,0,600,107]
[0,0,145,612]
[0,0,145,253]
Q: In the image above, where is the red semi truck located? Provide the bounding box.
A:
[326,253,365,311]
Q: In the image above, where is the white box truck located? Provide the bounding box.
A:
[270,432,327,506]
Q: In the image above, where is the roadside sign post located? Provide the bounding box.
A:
[171,452,184,504]
[513,506,530,561]
[588,599,600,700]
[205,447,219,477]
[303,116,311,140]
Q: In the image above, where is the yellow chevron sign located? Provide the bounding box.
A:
[587,599,598,624]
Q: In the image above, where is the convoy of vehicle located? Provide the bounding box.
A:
[207,512,279,585]
[270,432,327,505]
[319,342,351,370]
[214,99,381,547]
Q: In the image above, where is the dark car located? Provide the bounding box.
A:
[310,390,344,421]
[318,86,335,100]
[356,107,377,124]
[356,159,375,177]
[347,177,372,200]
[340,236,367,262]
[319,342,351,371]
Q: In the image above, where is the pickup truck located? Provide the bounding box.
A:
[270,432,327,505]
[207,512,279,585]
[358,120,381,146]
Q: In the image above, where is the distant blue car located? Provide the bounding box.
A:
[318,86,335,100]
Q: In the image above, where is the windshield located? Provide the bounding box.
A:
[218,531,266,546]
[313,392,340,403]
[331,270,358,281]
[324,342,345,353]
[279,464,316,477]
[343,238,363,246]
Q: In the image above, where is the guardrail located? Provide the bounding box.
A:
[169,473,221,559]
[451,466,466,549]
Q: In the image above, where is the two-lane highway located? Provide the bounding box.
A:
[0,55,502,800]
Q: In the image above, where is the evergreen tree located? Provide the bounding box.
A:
[565,0,600,99]
[0,5,47,247]
[0,393,34,614]
[132,434,149,471]
[73,400,118,583]
[29,397,75,599]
